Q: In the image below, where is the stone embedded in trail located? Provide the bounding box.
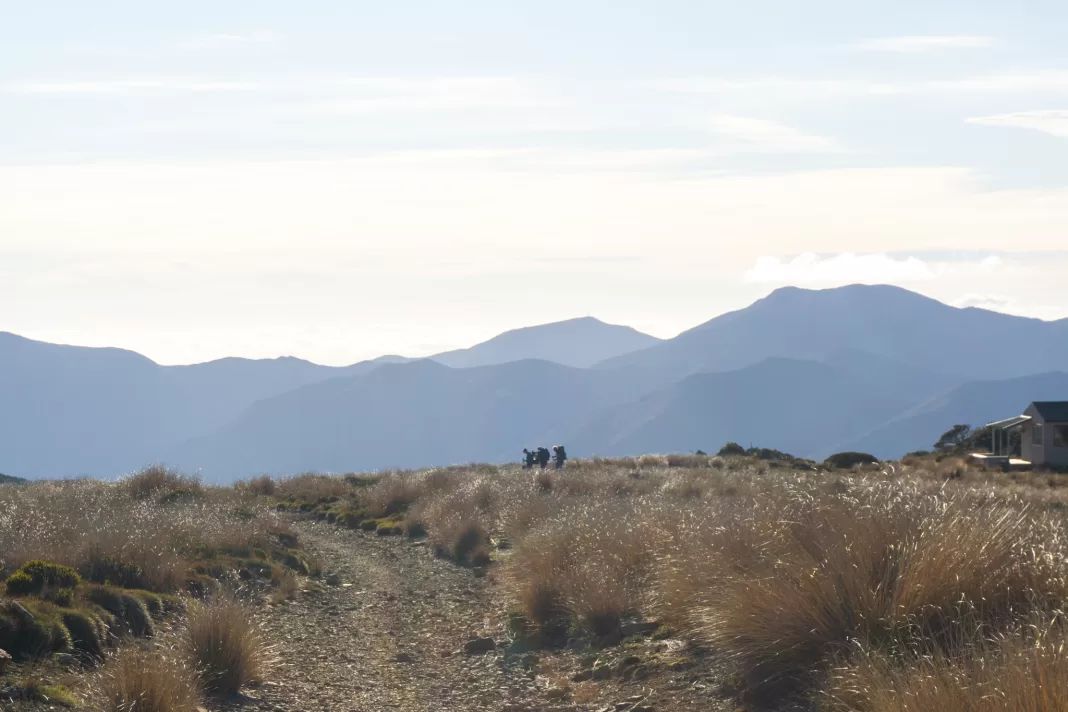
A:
[464,636,497,654]
[393,652,414,663]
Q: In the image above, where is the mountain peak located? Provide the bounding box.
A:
[431,317,661,369]
[597,284,1068,380]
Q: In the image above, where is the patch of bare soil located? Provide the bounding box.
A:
[220,520,736,712]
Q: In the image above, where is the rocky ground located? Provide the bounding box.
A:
[218,519,737,712]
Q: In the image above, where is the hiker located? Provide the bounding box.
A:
[536,447,551,469]
[522,448,536,470]
[552,445,568,470]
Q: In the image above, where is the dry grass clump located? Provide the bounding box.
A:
[241,475,277,497]
[418,477,500,565]
[823,614,1068,711]
[184,599,271,693]
[0,477,293,594]
[692,486,1068,701]
[123,465,203,501]
[92,647,202,712]
[509,501,655,636]
[274,472,349,504]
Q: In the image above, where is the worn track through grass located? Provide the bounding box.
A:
[220,519,734,712]
[219,519,546,712]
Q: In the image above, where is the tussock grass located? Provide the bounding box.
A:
[692,490,1068,700]
[185,599,271,693]
[92,647,201,712]
[0,475,297,593]
[509,501,655,636]
[823,613,1068,712]
[252,453,1068,708]
[123,465,204,501]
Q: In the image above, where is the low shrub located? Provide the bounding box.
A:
[718,442,747,457]
[244,475,277,497]
[84,584,155,638]
[185,600,271,693]
[86,553,145,589]
[5,560,82,596]
[62,608,108,659]
[123,465,203,500]
[0,599,72,660]
[93,647,202,712]
[824,452,880,469]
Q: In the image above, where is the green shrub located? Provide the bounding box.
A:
[4,571,35,595]
[5,560,82,596]
[83,585,154,638]
[718,442,747,457]
[62,608,107,659]
[0,600,72,660]
[46,588,76,607]
[131,591,165,619]
[86,554,145,589]
[824,451,880,469]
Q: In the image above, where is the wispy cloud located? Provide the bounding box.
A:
[9,79,264,94]
[661,77,905,97]
[850,35,996,53]
[709,114,839,153]
[662,70,1068,99]
[744,252,1002,285]
[968,110,1068,137]
[951,293,1068,321]
[935,71,1068,92]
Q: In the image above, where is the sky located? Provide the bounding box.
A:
[3,0,1068,365]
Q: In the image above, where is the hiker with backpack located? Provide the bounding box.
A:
[536,447,551,469]
[522,448,536,469]
[552,445,568,470]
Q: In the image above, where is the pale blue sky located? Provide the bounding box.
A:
[3,1,1068,364]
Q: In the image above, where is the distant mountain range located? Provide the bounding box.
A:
[3,285,1067,480]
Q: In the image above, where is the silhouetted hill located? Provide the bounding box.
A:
[432,317,660,369]
[0,332,404,478]
[171,359,661,480]
[597,285,1068,380]
[569,357,913,459]
[837,371,1068,459]
[0,472,27,485]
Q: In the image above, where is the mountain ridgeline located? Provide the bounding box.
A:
[4,286,1067,480]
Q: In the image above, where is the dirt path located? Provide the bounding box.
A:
[217,520,735,712]
[216,520,546,712]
